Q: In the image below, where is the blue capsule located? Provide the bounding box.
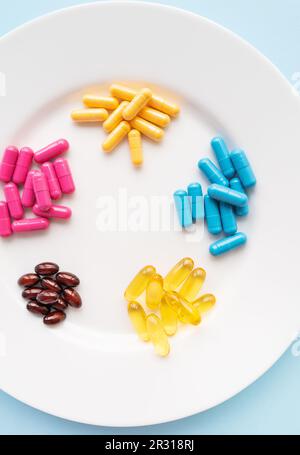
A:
[187,183,204,222]
[219,202,237,235]
[204,195,222,235]
[230,149,256,188]
[211,136,235,179]
[209,232,247,256]
[173,190,192,228]
[230,178,249,216]
[207,184,248,207]
[198,158,229,187]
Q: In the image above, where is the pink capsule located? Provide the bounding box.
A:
[12,147,34,185]
[54,158,75,194]
[0,146,19,182]
[41,162,62,200]
[12,217,49,233]
[32,204,72,219]
[0,201,12,237]
[32,171,52,211]
[4,182,24,220]
[21,170,37,208]
[34,139,69,164]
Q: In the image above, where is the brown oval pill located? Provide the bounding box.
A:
[18,273,40,287]
[41,277,62,293]
[35,262,59,276]
[43,310,66,325]
[56,272,80,287]
[26,301,49,316]
[36,290,58,305]
[62,288,82,308]
[22,287,42,300]
[52,297,68,311]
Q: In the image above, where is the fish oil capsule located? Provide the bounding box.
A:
[41,162,62,200]
[164,291,201,325]
[0,146,19,182]
[146,314,170,357]
[193,294,216,313]
[208,184,248,207]
[71,108,109,122]
[123,88,153,121]
[230,149,256,188]
[230,178,249,217]
[127,301,149,342]
[209,232,247,256]
[160,297,177,336]
[102,121,131,153]
[53,158,75,194]
[211,136,235,179]
[187,183,204,221]
[12,147,34,185]
[204,195,222,235]
[0,201,12,237]
[130,117,164,142]
[33,203,72,219]
[12,218,49,233]
[139,107,170,127]
[146,273,164,310]
[198,158,229,187]
[34,139,69,164]
[179,267,206,301]
[219,202,237,235]
[4,182,24,220]
[83,95,119,110]
[164,257,194,291]
[103,101,129,133]
[128,129,143,166]
[173,190,193,228]
[32,171,52,211]
[22,170,37,208]
[124,265,156,301]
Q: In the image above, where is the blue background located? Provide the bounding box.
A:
[1,0,300,435]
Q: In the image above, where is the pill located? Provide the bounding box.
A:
[211,136,235,179]
[179,267,206,301]
[71,108,109,122]
[37,290,59,305]
[139,107,170,127]
[0,146,19,182]
[62,288,82,308]
[12,217,49,233]
[164,291,201,325]
[18,273,40,287]
[22,170,37,208]
[146,273,164,310]
[230,149,256,188]
[32,171,52,211]
[41,162,62,200]
[204,195,222,235]
[22,287,42,300]
[187,183,204,221]
[34,139,69,164]
[146,314,170,357]
[160,297,177,336]
[43,310,66,325]
[219,202,237,235]
[130,117,164,142]
[123,88,153,121]
[209,232,247,256]
[4,182,24,220]
[52,297,68,311]
[124,265,156,301]
[207,184,248,207]
[12,147,34,185]
[128,129,143,166]
[35,262,59,275]
[164,257,194,292]
[83,95,119,110]
[53,158,75,194]
[27,301,50,316]
[127,301,149,342]
[229,178,249,216]
[33,203,72,219]
[102,121,131,153]
[56,272,80,287]
[103,101,129,133]
[198,158,229,186]
[193,293,216,313]
[0,201,12,237]
[173,190,193,228]
[41,277,62,293]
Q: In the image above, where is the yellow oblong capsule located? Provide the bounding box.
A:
[124,265,156,301]
[164,291,201,326]
[164,257,194,291]
[193,294,216,313]
[83,95,119,110]
[146,313,170,357]
[123,88,153,121]
[179,268,206,301]
[130,117,164,142]
[71,108,109,122]
[102,121,131,153]
[145,273,164,310]
[139,107,171,128]
[110,83,136,101]
[103,101,129,133]
[128,301,149,342]
[128,129,143,166]
[160,296,177,336]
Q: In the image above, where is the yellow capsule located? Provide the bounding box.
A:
[130,117,164,142]
[102,121,131,153]
[110,83,136,101]
[128,301,149,342]
[146,314,170,357]
[83,95,119,110]
[164,291,201,325]
[139,106,171,128]
[160,297,177,336]
[179,268,206,301]
[146,273,164,310]
[193,293,216,313]
[164,257,194,291]
[124,265,156,301]
[122,88,153,121]
[71,108,109,122]
[103,101,129,133]
[128,129,143,166]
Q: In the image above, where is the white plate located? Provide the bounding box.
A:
[0,1,300,427]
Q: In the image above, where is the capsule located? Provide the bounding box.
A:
[35,262,59,275]
[187,183,204,221]
[130,117,164,142]
[122,88,152,121]
[4,182,23,220]
[146,273,164,310]
[173,190,192,228]
[127,301,149,342]
[229,178,249,216]
[71,108,109,122]
[128,129,143,166]
[62,288,82,308]
[230,149,256,188]
[0,146,19,182]
[56,272,80,287]
[41,277,62,292]
[32,171,51,211]
[41,162,62,200]
[53,158,75,194]
[102,121,131,153]
[209,232,247,256]
[21,170,37,208]
[0,201,12,237]
[43,310,66,325]
[103,101,129,133]
[207,184,248,207]
[18,273,40,287]
[219,202,237,235]
[27,301,49,316]
[146,314,170,357]
[22,287,42,300]
[139,107,170,127]
[204,195,222,235]
[12,147,34,185]
[33,204,72,219]
[52,297,68,311]
[164,257,194,291]
[34,139,69,164]
[124,265,156,301]
[211,136,235,179]
[193,293,216,313]
[160,297,177,336]
[164,291,201,325]
[83,95,119,110]
[12,217,49,233]
[179,267,206,301]
[198,158,229,186]
[37,290,59,305]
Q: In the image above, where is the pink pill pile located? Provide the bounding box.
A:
[0,139,75,237]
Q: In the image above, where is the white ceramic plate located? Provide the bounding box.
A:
[0,1,300,427]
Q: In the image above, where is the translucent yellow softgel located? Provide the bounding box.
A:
[83,95,119,110]
[128,301,149,342]
[71,108,109,122]
[130,117,164,142]
[128,129,143,166]
[123,88,153,121]
[164,257,194,291]
[146,273,164,310]
[146,313,170,357]
[193,294,216,313]
[124,265,156,301]
[160,298,177,336]
[102,121,131,153]
[180,267,206,301]
[164,291,201,326]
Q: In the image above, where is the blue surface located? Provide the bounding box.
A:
[1,0,300,435]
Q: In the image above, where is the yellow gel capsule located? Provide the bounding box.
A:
[179,267,206,301]
[71,108,109,122]
[123,88,153,121]
[83,95,119,110]
[110,83,137,101]
[128,301,149,342]
[103,101,129,133]
[193,294,216,313]
[124,265,156,301]
[128,129,143,166]
[160,297,177,336]
[164,291,201,326]
[139,107,171,128]
[146,313,170,357]
[164,257,194,291]
[146,273,164,310]
[102,121,131,153]
[130,117,164,142]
